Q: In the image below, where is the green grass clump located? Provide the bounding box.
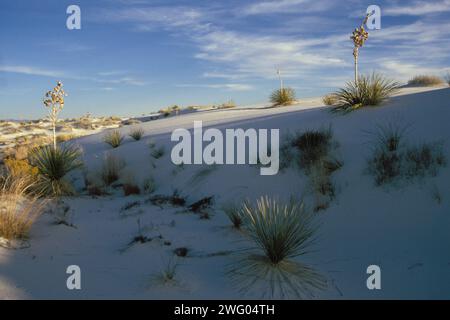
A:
[228,197,326,298]
[29,144,83,196]
[270,88,296,106]
[332,73,399,113]
[129,127,144,141]
[104,130,124,148]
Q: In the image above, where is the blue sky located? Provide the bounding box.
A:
[0,0,449,119]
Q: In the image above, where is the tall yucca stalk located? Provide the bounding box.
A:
[351,14,370,84]
[43,81,67,151]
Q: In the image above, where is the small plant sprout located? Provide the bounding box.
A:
[43,81,67,150]
[351,14,370,84]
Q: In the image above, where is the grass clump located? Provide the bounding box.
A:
[100,153,126,186]
[0,174,45,242]
[222,202,243,229]
[367,124,446,186]
[270,88,296,106]
[129,127,144,141]
[292,127,333,171]
[332,73,399,113]
[407,75,445,87]
[228,197,326,298]
[322,94,338,106]
[150,146,165,159]
[104,130,124,148]
[29,145,83,197]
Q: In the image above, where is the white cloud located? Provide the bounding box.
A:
[176,83,254,91]
[384,0,450,16]
[0,65,64,77]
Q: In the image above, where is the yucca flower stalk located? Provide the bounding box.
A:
[43,81,67,151]
[351,14,370,84]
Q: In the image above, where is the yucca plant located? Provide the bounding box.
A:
[29,144,83,196]
[270,88,296,106]
[228,197,325,298]
[240,197,317,263]
[332,73,399,113]
[104,130,124,148]
[43,81,67,151]
[129,127,145,141]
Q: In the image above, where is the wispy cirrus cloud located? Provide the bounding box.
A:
[0,64,147,86]
[384,0,450,16]
[239,0,334,15]
[176,83,254,91]
[0,65,65,78]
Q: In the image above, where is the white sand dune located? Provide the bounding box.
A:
[1,86,449,299]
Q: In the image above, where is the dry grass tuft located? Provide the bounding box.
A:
[408,75,445,87]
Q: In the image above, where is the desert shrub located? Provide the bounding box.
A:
[222,202,243,229]
[291,127,333,171]
[100,154,125,186]
[322,94,338,106]
[29,145,83,196]
[123,184,141,196]
[129,127,144,141]
[0,174,45,241]
[404,143,446,178]
[56,134,77,143]
[229,197,326,298]
[4,158,39,181]
[368,124,446,185]
[408,75,445,87]
[104,130,124,148]
[270,88,296,106]
[332,73,399,113]
[240,197,316,264]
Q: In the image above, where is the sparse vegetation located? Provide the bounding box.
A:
[281,127,341,211]
[270,88,296,106]
[129,127,144,141]
[332,73,399,113]
[104,130,124,148]
[222,202,243,229]
[368,123,446,185]
[0,174,45,242]
[142,177,156,194]
[228,197,326,298]
[29,144,83,196]
[100,153,126,186]
[322,94,338,106]
[150,146,165,159]
[408,75,445,87]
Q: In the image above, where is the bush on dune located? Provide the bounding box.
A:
[0,173,45,242]
[367,123,446,186]
[332,73,399,113]
[407,75,445,87]
[129,127,144,141]
[322,94,338,106]
[270,88,296,106]
[29,144,83,197]
[104,130,124,148]
[100,153,125,186]
[228,197,326,298]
